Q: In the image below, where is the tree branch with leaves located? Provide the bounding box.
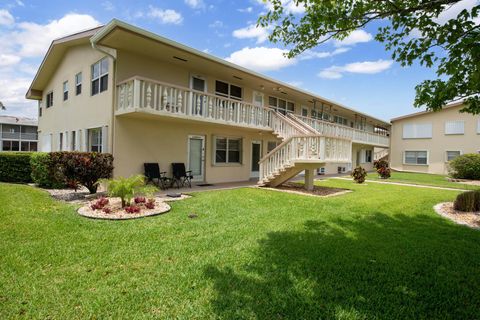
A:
[258,0,480,114]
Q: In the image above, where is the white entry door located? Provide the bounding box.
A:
[251,141,262,178]
[188,135,205,181]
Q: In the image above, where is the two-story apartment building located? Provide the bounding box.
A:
[26,19,390,188]
[0,116,38,152]
[390,102,480,174]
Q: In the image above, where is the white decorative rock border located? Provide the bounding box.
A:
[433,202,480,230]
[77,196,189,220]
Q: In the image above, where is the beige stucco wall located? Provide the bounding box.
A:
[113,115,280,183]
[38,44,114,152]
[390,105,480,174]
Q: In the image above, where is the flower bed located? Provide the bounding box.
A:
[434,202,480,229]
[78,196,171,220]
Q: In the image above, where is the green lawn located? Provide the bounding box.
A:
[1,181,480,319]
[367,171,479,190]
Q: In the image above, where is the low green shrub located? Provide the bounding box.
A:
[30,152,62,188]
[0,152,33,183]
[453,190,480,212]
[50,152,114,194]
[448,154,480,180]
[351,166,367,184]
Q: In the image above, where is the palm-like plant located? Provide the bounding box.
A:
[100,175,157,207]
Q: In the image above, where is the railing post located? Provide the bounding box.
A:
[133,78,141,109]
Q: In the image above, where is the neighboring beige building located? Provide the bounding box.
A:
[390,102,480,174]
[0,116,38,152]
[26,19,390,188]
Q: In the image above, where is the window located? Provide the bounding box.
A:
[59,132,63,151]
[301,107,308,117]
[88,128,102,152]
[46,91,53,108]
[21,141,37,151]
[267,141,278,153]
[215,80,242,100]
[446,151,461,162]
[63,81,68,101]
[403,123,432,139]
[253,91,264,107]
[268,96,295,115]
[71,131,76,151]
[91,58,108,95]
[477,118,480,134]
[445,120,465,135]
[75,72,82,95]
[192,76,206,92]
[404,151,428,165]
[334,115,348,126]
[215,137,241,164]
[2,140,19,151]
[365,150,372,163]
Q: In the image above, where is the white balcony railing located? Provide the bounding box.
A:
[293,115,389,147]
[117,77,272,130]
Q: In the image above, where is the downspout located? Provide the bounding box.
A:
[91,39,117,160]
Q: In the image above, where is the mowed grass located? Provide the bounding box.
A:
[1,180,480,319]
[367,171,479,190]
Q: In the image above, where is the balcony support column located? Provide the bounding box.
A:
[305,169,314,191]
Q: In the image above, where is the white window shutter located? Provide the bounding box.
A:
[101,126,109,153]
[360,149,366,163]
[82,129,88,152]
[41,133,52,152]
[64,131,69,151]
[75,130,81,151]
[445,121,465,135]
[403,123,432,138]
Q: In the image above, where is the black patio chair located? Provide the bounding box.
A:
[171,163,193,188]
[144,163,170,190]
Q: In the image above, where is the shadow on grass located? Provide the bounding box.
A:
[205,213,480,319]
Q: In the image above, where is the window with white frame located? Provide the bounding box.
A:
[75,72,82,95]
[63,81,68,101]
[446,151,461,162]
[301,106,308,117]
[365,150,373,163]
[268,96,294,115]
[88,128,102,152]
[477,118,480,134]
[215,80,242,100]
[445,120,465,135]
[91,58,108,96]
[214,137,241,164]
[253,91,264,107]
[404,151,428,165]
[334,115,348,126]
[59,132,63,151]
[402,123,432,139]
[46,91,53,108]
[71,131,76,151]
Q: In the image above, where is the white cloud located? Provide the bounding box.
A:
[299,47,350,60]
[225,47,297,72]
[101,1,115,11]
[0,54,21,67]
[148,7,183,24]
[209,20,223,28]
[232,24,270,44]
[256,0,305,14]
[334,30,373,47]
[0,9,15,26]
[318,59,393,79]
[238,7,253,13]
[436,0,480,24]
[12,13,100,57]
[184,0,205,9]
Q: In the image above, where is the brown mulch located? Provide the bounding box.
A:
[270,182,351,197]
[434,202,480,229]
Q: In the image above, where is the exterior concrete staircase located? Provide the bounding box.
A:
[259,112,352,188]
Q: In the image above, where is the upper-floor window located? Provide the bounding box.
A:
[268,96,294,115]
[403,123,432,139]
[91,58,108,96]
[333,115,348,126]
[63,81,68,101]
[445,120,464,135]
[253,91,264,107]
[75,72,82,95]
[46,91,53,108]
[215,80,242,100]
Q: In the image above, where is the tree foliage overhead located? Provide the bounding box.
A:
[258,0,480,114]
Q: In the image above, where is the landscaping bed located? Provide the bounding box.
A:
[272,182,350,197]
[434,202,480,229]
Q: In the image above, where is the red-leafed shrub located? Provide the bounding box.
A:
[145,199,155,209]
[373,159,391,179]
[102,207,112,214]
[134,196,146,204]
[351,166,367,184]
[50,152,114,194]
[125,205,141,214]
[90,197,110,210]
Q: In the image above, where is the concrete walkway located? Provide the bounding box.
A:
[331,177,464,191]
[155,180,258,196]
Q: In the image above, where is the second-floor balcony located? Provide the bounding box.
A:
[1,132,38,140]
[116,76,390,147]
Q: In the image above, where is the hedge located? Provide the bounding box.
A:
[30,152,63,188]
[448,153,480,180]
[0,152,34,183]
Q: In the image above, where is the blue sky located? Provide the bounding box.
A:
[0,0,477,121]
